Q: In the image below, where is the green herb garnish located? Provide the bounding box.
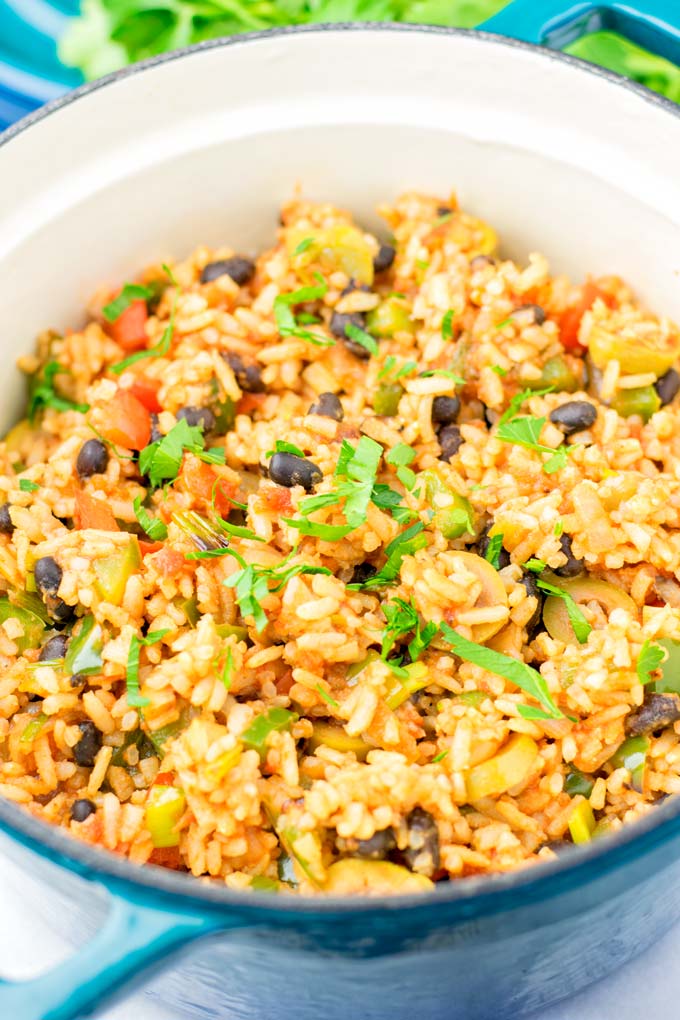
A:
[431,749,449,764]
[139,418,225,488]
[536,579,592,644]
[523,558,546,574]
[266,440,305,458]
[28,361,90,421]
[19,479,40,493]
[221,646,234,690]
[420,369,465,384]
[102,283,153,322]
[126,628,170,708]
[273,274,332,347]
[439,623,562,719]
[293,237,315,256]
[110,264,178,374]
[496,413,570,474]
[441,310,455,340]
[637,639,666,685]
[344,322,378,357]
[350,521,428,589]
[133,496,168,541]
[223,548,331,633]
[483,533,504,570]
[381,597,437,664]
[315,685,339,709]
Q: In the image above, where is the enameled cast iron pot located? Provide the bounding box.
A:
[2,3,680,1017]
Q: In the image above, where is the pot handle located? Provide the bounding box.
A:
[0,876,235,1020]
[480,0,680,66]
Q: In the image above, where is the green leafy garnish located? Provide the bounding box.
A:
[385,442,417,489]
[350,521,428,589]
[293,237,314,255]
[110,264,178,374]
[498,387,554,426]
[431,749,449,764]
[133,496,168,541]
[273,274,333,347]
[491,365,508,377]
[28,361,90,421]
[242,706,298,755]
[266,440,305,458]
[439,623,562,719]
[65,615,104,676]
[441,310,455,340]
[637,639,666,685]
[381,597,437,663]
[554,521,564,538]
[221,646,234,690]
[102,283,153,322]
[377,356,417,382]
[315,685,339,709]
[126,629,170,708]
[186,547,233,559]
[523,558,546,574]
[483,533,504,570]
[223,548,331,632]
[496,410,570,475]
[536,579,592,644]
[19,479,40,493]
[139,418,225,488]
[420,369,465,384]
[344,322,379,357]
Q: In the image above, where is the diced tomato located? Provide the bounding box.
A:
[155,547,186,576]
[236,393,266,416]
[148,846,182,869]
[178,455,236,514]
[559,281,615,352]
[265,487,293,514]
[153,771,175,786]
[107,298,149,351]
[74,490,119,531]
[139,540,164,557]
[126,375,162,414]
[100,390,151,451]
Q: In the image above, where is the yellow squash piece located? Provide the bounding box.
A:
[366,296,415,337]
[386,661,430,711]
[308,722,371,760]
[568,799,596,844]
[322,858,434,895]
[94,537,141,605]
[588,324,680,376]
[448,551,509,642]
[542,575,636,645]
[466,733,538,802]
[287,224,375,285]
[145,785,186,848]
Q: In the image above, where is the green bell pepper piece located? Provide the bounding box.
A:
[241,707,298,758]
[65,615,103,676]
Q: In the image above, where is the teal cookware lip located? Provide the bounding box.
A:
[2,22,680,915]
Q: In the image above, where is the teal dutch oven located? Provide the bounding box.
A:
[2,3,680,1018]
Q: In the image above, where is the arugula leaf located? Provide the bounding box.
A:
[344,322,379,357]
[28,361,90,421]
[483,533,504,570]
[126,628,170,708]
[439,623,563,719]
[133,496,168,541]
[536,579,592,644]
[102,283,153,322]
[140,418,225,488]
[19,479,40,493]
[637,639,666,685]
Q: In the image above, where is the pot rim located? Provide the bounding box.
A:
[2,21,680,915]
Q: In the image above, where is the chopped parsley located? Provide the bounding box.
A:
[381,597,437,664]
[111,264,178,374]
[523,558,546,574]
[266,440,305,458]
[496,401,570,474]
[19,479,40,493]
[186,547,233,560]
[420,369,465,384]
[223,548,331,632]
[221,646,234,690]
[536,579,592,644]
[349,521,428,589]
[637,639,665,685]
[431,749,449,764]
[293,237,314,256]
[126,628,170,707]
[483,533,504,570]
[554,520,564,537]
[441,310,455,340]
[491,365,508,377]
[133,496,168,541]
[370,483,418,525]
[28,361,90,421]
[385,442,417,490]
[102,283,153,323]
[378,356,417,381]
[344,322,379,357]
[273,275,333,347]
[439,623,563,719]
[316,684,339,709]
[139,418,225,488]
[498,387,554,427]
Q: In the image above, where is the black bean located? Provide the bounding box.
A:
[373,244,396,274]
[39,634,68,662]
[34,557,62,596]
[268,452,322,491]
[340,280,371,296]
[401,807,440,877]
[0,503,13,535]
[477,523,510,570]
[520,572,543,632]
[438,424,463,462]
[71,798,96,822]
[350,562,377,585]
[554,534,584,578]
[542,839,573,855]
[512,304,546,326]
[436,205,452,216]
[549,401,597,436]
[176,406,216,432]
[655,368,680,407]
[470,254,495,270]
[200,256,255,286]
[222,351,265,394]
[626,693,680,737]
[73,721,102,768]
[354,827,397,860]
[431,395,460,426]
[149,414,163,445]
[49,600,75,626]
[330,311,372,359]
[70,674,86,689]
[75,439,109,479]
[308,392,344,421]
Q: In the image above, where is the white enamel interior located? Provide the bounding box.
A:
[1,27,680,430]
